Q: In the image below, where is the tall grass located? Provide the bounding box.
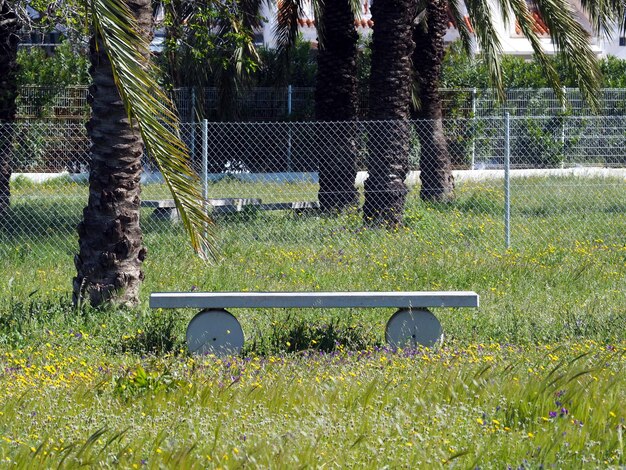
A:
[1,340,624,468]
[1,176,625,344]
[0,175,624,467]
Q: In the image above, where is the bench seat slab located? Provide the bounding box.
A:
[150,291,479,309]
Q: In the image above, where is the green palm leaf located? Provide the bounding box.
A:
[90,0,216,260]
[447,1,474,56]
[465,0,505,99]
[508,0,563,103]
[274,0,303,56]
[520,0,602,111]
[577,0,626,37]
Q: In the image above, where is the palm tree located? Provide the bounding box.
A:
[0,0,21,215]
[275,0,361,212]
[362,0,418,226]
[411,0,454,202]
[74,0,214,307]
[366,0,620,224]
[314,0,360,211]
[413,0,625,202]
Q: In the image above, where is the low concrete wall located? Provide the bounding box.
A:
[449,167,626,183]
[10,171,171,185]
[360,167,626,186]
[10,172,76,184]
[11,167,626,186]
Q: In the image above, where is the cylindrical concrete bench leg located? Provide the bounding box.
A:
[186,309,244,355]
[385,308,443,348]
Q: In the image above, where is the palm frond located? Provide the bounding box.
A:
[217,10,260,78]
[213,4,260,119]
[273,0,304,55]
[508,0,563,103]
[240,0,265,29]
[447,0,474,56]
[523,0,602,111]
[576,0,626,37]
[348,0,362,18]
[465,0,505,100]
[90,0,216,260]
[271,0,304,83]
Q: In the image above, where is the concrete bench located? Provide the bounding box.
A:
[142,198,262,220]
[258,201,320,212]
[150,291,479,356]
[142,199,319,220]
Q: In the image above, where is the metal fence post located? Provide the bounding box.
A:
[202,119,208,202]
[201,119,209,253]
[561,86,566,168]
[190,88,196,162]
[504,112,511,249]
[287,85,292,115]
[287,85,293,172]
[471,87,477,170]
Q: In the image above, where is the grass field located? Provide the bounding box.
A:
[0,175,625,467]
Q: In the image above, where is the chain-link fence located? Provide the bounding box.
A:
[16,86,90,122]
[5,116,626,173]
[0,121,89,173]
[15,86,626,122]
[1,117,625,264]
[439,88,626,117]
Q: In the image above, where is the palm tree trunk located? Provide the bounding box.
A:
[314,0,359,212]
[363,0,417,226]
[74,0,152,307]
[0,0,21,214]
[412,0,454,202]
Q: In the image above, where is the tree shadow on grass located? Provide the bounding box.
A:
[604,203,626,214]
[406,187,504,217]
[0,199,82,239]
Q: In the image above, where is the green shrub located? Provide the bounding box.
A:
[442,39,626,93]
[17,41,90,88]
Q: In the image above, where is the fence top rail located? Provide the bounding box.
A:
[6,115,626,127]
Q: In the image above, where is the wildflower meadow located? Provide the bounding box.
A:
[0,176,625,468]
